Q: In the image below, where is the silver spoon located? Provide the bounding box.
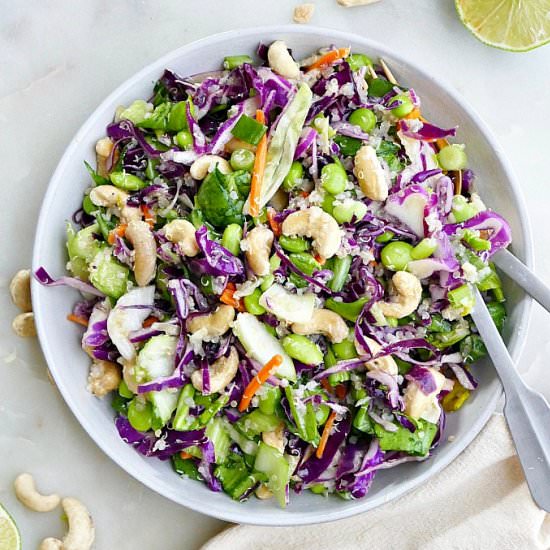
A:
[470,288,550,511]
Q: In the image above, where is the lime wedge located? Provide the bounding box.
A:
[455,0,550,52]
[0,504,21,550]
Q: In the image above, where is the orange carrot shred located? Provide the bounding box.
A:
[307,47,350,72]
[266,208,282,237]
[67,313,89,327]
[313,253,326,266]
[300,190,310,198]
[248,110,267,218]
[180,451,193,460]
[403,107,422,120]
[143,316,157,328]
[316,411,337,458]
[238,355,283,412]
[141,204,155,226]
[108,223,127,244]
[220,282,245,312]
[335,384,347,400]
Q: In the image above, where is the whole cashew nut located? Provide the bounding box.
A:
[186,305,235,339]
[282,207,342,260]
[89,185,141,224]
[95,137,114,177]
[378,271,422,319]
[291,308,348,343]
[61,497,95,550]
[353,145,389,202]
[190,155,232,180]
[87,359,121,397]
[125,220,157,287]
[242,226,274,277]
[255,484,274,500]
[191,347,239,394]
[14,473,60,512]
[164,219,199,257]
[39,538,63,550]
[404,367,446,421]
[9,269,32,312]
[354,336,398,376]
[262,422,285,454]
[267,40,300,79]
[12,312,36,338]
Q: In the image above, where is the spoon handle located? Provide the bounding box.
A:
[493,249,550,314]
[471,289,550,511]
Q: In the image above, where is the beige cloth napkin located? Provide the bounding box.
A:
[202,414,549,550]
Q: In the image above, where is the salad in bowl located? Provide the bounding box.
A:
[36,40,511,507]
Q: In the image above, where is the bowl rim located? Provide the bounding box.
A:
[31,24,533,526]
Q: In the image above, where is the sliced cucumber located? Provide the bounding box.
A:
[232,313,296,381]
[136,335,179,426]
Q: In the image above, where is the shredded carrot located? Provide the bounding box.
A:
[107,223,127,245]
[220,282,245,312]
[67,313,89,327]
[320,379,334,394]
[435,138,449,151]
[266,208,282,237]
[313,253,326,266]
[307,47,350,72]
[238,355,283,412]
[141,204,155,223]
[300,190,310,198]
[335,384,347,400]
[143,316,157,328]
[404,107,421,120]
[316,411,337,458]
[180,451,193,460]
[248,110,267,218]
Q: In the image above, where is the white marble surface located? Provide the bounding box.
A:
[1,1,549,548]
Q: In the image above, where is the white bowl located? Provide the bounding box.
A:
[32,25,533,525]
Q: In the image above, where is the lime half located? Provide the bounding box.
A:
[456,0,550,52]
[0,504,21,550]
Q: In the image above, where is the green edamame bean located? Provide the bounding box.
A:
[282,334,324,365]
[375,230,395,244]
[321,163,348,195]
[279,235,309,253]
[82,195,96,215]
[380,241,414,271]
[128,398,153,432]
[348,108,377,133]
[260,274,275,292]
[348,53,373,71]
[230,149,255,172]
[243,288,266,315]
[118,380,134,399]
[332,339,357,360]
[328,255,352,292]
[175,129,193,150]
[321,193,335,215]
[109,171,147,191]
[269,254,281,271]
[283,161,304,192]
[437,144,468,171]
[411,238,437,260]
[221,223,243,256]
[368,78,393,98]
[332,200,368,224]
[390,93,414,119]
